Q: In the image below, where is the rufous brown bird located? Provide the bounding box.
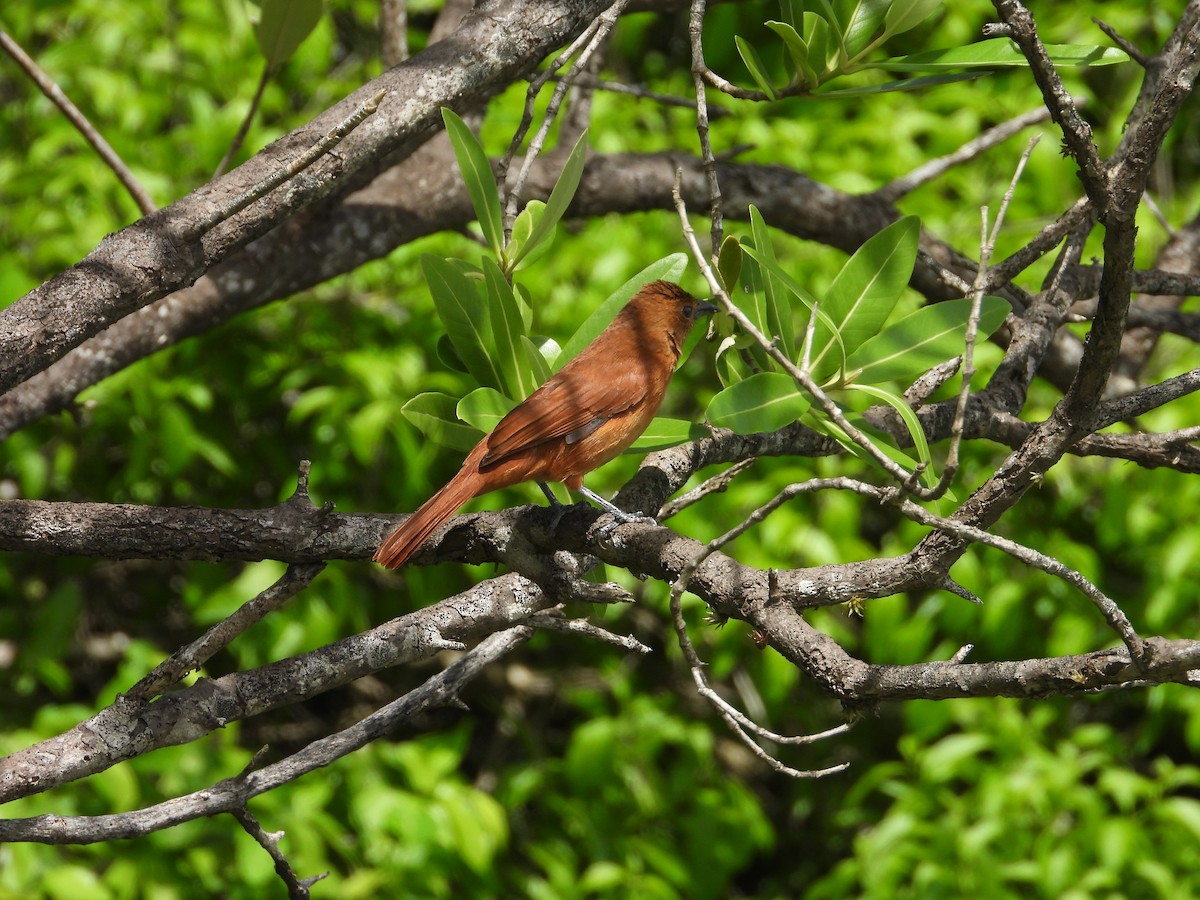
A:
[374,280,715,568]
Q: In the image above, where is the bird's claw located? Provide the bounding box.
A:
[595,511,657,539]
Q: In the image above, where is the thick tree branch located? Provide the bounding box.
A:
[0,574,552,803]
[0,627,534,839]
[0,0,614,396]
[911,9,1200,574]
[0,148,1077,440]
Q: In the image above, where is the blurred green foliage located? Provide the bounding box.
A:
[2,1,1199,897]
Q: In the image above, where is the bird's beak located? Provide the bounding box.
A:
[697,300,719,316]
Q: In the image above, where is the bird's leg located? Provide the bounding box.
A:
[538,481,568,532]
[576,485,657,536]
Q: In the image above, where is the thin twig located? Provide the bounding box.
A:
[659,470,860,776]
[658,458,756,520]
[687,0,723,255]
[0,627,533,843]
[499,1,629,240]
[380,0,409,68]
[669,580,849,777]
[0,28,156,215]
[994,0,1108,209]
[547,72,731,116]
[877,107,1053,204]
[740,475,1145,663]
[986,194,1096,292]
[1092,17,1151,67]
[904,358,962,407]
[214,62,273,179]
[1141,191,1177,238]
[184,89,387,241]
[696,54,810,103]
[949,644,975,664]
[231,805,327,899]
[125,563,325,704]
[526,613,651,653]
[927,134,1039,499]
[664,528,850,776]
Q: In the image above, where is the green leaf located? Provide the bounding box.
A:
[803,11,836,76]
[839,0,889,57]
[882,0,941,39]
[739,243,840,369]
[507,130,589,272]
[765,21,818,87]
[457,387,517,434]
[804,408,925,477]
[422,255,504,390]
[514,281,534,332]
[815,0,848,65]
[444,790,507,873]
[736,36,779,99]
[877,39,1129,72]
[527,334,562,370]
[346,402,393,466]
[747,207,795,360]
[814,70,986,96]
[557,254,688,366]
[846,296,1010,385]
[706,372,810,434]
[717,235,744,293]
[435,333,469,374]
[401,392,481,452]
[779,0,805,34]
[714,336,751,388]
[678,313,712,370]
[481,258,535,398]
[628,418,711,452]
[441,108,504,256]
[735,245,773,373]
[1161,797,1200,846]
[846,382,933,486]
[505,201,553,272]
[252,0,323,69]
[812,215,920,381]
[520,335,553,385]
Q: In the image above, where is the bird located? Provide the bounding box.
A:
[374,280,716,568]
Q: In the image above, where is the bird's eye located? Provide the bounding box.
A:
[683,305,693,317]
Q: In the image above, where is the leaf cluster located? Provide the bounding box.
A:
[737,0,1127,97]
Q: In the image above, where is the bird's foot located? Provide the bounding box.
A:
[577,486,657,537]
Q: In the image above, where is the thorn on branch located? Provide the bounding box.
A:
[942,579,984,606]
[238,745,273,779]
[291,460,313,504]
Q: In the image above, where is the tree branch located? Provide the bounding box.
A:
[0,0,615,396]
[0,573,551,802]
[0,627,534,840]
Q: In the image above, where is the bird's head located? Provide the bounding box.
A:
[626,280,718,356]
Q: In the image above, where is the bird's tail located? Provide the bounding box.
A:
[374,472,479,569]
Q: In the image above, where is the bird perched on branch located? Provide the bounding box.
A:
[375,280,716,568]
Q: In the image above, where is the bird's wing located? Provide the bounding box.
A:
[482,365,648,466]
